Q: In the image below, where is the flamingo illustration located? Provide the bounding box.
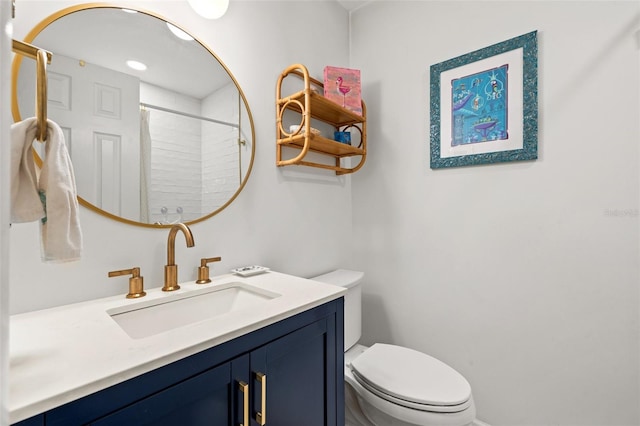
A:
[336,76,351,107]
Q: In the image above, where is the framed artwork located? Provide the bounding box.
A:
[324,66,362,115]
[430,31,538,169]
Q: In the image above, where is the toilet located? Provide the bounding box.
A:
[311,269,476,426]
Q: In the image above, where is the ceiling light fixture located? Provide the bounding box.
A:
[187,0,229,19]
[126,60,147,71]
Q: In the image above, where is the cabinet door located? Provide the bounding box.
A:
[251,318,338,426]
[91,354,249,426]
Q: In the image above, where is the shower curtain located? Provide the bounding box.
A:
[139,109,151,223]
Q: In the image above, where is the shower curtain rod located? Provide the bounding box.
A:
[140,102,239,128]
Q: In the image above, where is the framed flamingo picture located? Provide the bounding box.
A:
[430,31,538,169]
[324,66,362,115]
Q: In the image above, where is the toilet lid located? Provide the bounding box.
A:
[350,343,471,407]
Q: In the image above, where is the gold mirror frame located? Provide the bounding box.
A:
[11,3,255,228]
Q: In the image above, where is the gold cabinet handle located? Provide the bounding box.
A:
[238,381,248,426]
[255,372,266,425]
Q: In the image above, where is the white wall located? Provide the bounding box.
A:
[8,0,352,313]
[350,1,640,425]
[1,0,11,423]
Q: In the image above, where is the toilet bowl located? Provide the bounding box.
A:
[311,270,476,426]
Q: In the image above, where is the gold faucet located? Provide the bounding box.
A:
[196,257,222,284]
[163,223,195,291]
[108,267,146,299]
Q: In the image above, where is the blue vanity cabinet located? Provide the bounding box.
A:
[12,299,344,426]
[12,416,44,426]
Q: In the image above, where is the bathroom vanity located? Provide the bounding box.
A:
[9,271,345,426]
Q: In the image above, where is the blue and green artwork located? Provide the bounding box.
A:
[451,65,508,146]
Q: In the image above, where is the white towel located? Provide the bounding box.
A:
[11,117,83,263]
[10,117,43,223]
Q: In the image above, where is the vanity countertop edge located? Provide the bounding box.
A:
[9,271,346,424]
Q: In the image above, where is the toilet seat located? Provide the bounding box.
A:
[350,343,472,413]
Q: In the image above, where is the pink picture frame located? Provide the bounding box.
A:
[323,66,362,115]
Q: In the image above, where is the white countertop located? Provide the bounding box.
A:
[9,271,346,424]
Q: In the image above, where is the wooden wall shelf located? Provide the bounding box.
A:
[276,64,366,175]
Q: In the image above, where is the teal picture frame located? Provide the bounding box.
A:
[430,31,538,169]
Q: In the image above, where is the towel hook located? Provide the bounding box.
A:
[35,49,48,142]
[11,40,51,142]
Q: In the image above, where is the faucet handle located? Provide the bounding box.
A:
[196,257,222,284]
[109,267,146,299]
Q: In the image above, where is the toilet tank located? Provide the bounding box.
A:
[310,269,363,351]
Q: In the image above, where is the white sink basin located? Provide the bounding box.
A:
[107,282,280,339]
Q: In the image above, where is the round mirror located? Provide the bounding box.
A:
[12,4,255,227]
